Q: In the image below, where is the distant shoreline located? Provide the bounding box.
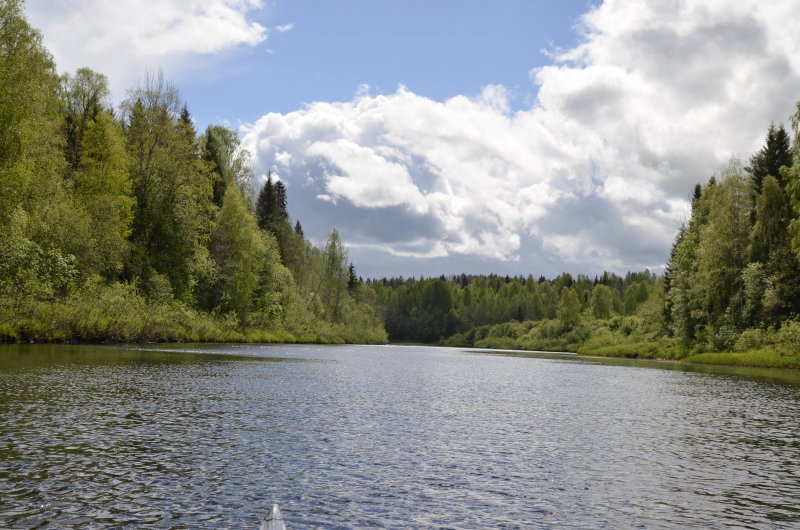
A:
[462,343,800,372]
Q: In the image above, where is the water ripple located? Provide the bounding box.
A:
[0,344,799,528]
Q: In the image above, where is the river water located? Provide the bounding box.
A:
[1,344,799,529]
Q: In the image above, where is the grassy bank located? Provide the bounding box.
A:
[0,280,388,345]
[681,349,800,369]
[471,340,800,370]
[443,317,800,370]
[578,343,800,369]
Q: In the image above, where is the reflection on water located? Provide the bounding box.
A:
[1,344,799,528]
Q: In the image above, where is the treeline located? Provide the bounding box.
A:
[369,271,662,346]
[663,122,800,352]
[0,2,386,343]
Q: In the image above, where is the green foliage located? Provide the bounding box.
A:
[591,284,614,319]
[319,229,350,321]
[210,189,267,324]
[0,7,386,346]
[749,176,789,263]
[741,262,767,327]
[1,275,290,344]
[201,124,252,206]
[0,0,64,224]
[122,73,213,301]
[255,172,288,232]
[347,263,358,292]
[0,209,77,302]
[60,67,111,176]
[683,350,800,370]
[747,122,792,193]
[731,318,800,356]
[579,340,685,360]
[696,160,750,332]
[660,121,800,354]
[255,172,295,263]
[74,111,134,277]
[557,287,581,329]
[374,271,661,345]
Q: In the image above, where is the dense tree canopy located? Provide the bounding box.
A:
[0,4,385,344]
[369,270,660,344]
[663,124,800,351]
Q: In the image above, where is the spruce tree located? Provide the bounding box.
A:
[255,172,291,258]
[255,173,274,231]
[747,123,793,193]
[347,263,358,292]
[273,180,288,222]
[179,104,191,127]
[662,225,684,332]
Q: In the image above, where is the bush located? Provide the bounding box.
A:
[683,349,800,369]
[474,337,519,350]
[579,339,684,359]
[734,328,772,352]
[775,319,800,354]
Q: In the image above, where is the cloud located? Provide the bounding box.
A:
[242,87,566,262]
[275,23,294,33]
[307,139,427,212]
[25,0,266,99]
[244,0,800,276]
[243,0,800,276]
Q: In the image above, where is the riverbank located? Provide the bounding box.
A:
[577,339,800,370]
[442,317,800,371]
[464,347,800,387]
[0,313,387,345]
[469,341,800,370]
[0,282,388,345]
[584,344,800,370]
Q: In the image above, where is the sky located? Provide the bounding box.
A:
[25,0,800,279]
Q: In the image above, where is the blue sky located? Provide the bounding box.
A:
[26,1,800,279]
[181,1,589,128]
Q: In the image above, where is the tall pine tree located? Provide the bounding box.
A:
[255,173,288,229]
[747,123,792,193]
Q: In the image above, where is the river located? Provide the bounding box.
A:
[1,344,799,528]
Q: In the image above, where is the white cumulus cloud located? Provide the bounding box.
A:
[243,0,800,277]
[242,87,572,261]
[25,0,266,99]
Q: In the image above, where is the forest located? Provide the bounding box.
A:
[0,1,386,344]
[2,1,800,368]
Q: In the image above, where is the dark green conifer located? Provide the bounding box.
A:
[255,171,289,232]
[747,123,793,193]
[347,263,358,292]
[255,172,274,231]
